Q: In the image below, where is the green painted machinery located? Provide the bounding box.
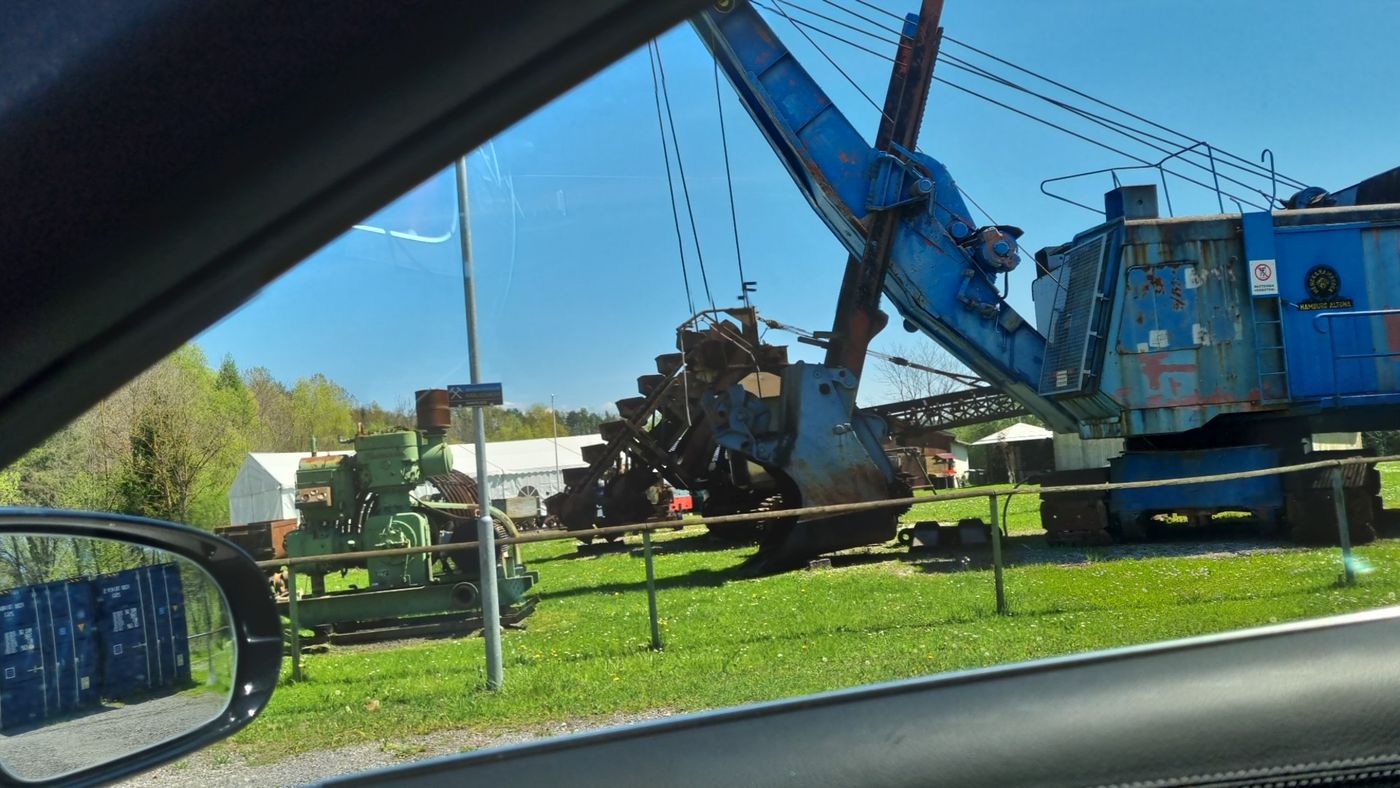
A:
[280,388,537,640]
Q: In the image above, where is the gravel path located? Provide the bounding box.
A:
[118,708,679,786]
[0,692,227,782]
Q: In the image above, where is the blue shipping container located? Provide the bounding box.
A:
[0,576,103,728]
[96,563,191,699]
[36,579,99,713]
[0,587,42,683]
[96,568,151,698]
[145,564,191,686]
[0,677,46,731]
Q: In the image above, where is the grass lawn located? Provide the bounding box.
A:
[223,473,1400,762]
[905,483,1044,534]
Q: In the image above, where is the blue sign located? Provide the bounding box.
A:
[446,383,504,407]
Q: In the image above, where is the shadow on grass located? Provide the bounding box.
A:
[887,528,1300,574]
[539,563,753,601]
[527,532,758,564]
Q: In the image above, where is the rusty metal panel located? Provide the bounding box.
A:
[1099,215,1262,435]
[1119,263,1202,353]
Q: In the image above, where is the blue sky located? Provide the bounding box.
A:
[198,0,1400,413]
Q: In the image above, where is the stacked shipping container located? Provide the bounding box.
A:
[36,580,100,715]
[0,564,191,730]
[94,564,192,699]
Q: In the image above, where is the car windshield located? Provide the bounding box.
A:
[7,1,1400,782]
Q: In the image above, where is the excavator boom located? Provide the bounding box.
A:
[693,1,1077,432]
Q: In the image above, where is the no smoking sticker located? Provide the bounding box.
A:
[1250,258,1278,295]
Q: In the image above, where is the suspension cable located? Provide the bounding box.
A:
[941,34,1308,189]
[751,5,1269,210]
[931,75,1268,209]
[936,53,1280,202]
[818,0,910,40]
[654,40,717,311]
[776,0,1305,194]
[647,42,696,315]
[715,61,752,310]
[846,0,906,24]
[776,0,906,46]
[761,317,983,387]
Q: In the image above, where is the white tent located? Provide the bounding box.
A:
[971,422,1053,445]
[971,422,1051,485]
[445,435,599,498]
[227,435,599,525]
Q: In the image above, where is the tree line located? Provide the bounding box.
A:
[0,345,611,531]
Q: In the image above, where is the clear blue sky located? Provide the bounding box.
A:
[198,0,1400,413]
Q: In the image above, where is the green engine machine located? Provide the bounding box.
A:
[281,388,537,641]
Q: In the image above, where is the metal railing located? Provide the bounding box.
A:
[265,451,1400,682]
[186,624,230,686]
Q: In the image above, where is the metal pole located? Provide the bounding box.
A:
[551,393,562,493]
[1330,467,1356,585]
[286,565,302,681]
[202,592,215,686]
[989,494,1007,614]
[643,529,663,650]
[456,155,504,690]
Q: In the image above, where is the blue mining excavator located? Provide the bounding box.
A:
[682,0,1400,565]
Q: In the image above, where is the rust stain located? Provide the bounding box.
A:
[1142,388,1260,409]
[1385,313,1400,354]
[1137,353,1196,390]
[1147,272,1165,295]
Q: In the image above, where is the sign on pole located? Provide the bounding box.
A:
[446,383,504,408]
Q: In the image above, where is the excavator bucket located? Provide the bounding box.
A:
[748,511,901,572]
[705,363,911,572]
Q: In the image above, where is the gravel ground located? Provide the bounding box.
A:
[0,691,228,781]
[118,708,679,786]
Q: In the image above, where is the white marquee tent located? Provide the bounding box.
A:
[227,434,600,525]
[970,422,1054,445]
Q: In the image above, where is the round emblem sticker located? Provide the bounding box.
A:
[1305,265,1340,298]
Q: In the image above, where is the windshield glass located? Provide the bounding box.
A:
[7,1,1400,781]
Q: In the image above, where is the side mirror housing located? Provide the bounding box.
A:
[0,509,281,786]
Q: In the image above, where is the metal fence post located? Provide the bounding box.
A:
[1330,467,1356,586]
[202,592,215,686]
[989,493,1007,615]
[643,529,663,650]
[286,564,303,681]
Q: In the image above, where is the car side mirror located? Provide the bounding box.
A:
[0,510,280,786]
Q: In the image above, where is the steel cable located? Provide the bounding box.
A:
[752,4,1270,209]
[655,40,718,311]
[715,61,753,310]
[941,34,1308,189]
[647,42,697,315]
[776,0,1306,196]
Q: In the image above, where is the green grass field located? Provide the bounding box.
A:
[223,468,1400,762]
